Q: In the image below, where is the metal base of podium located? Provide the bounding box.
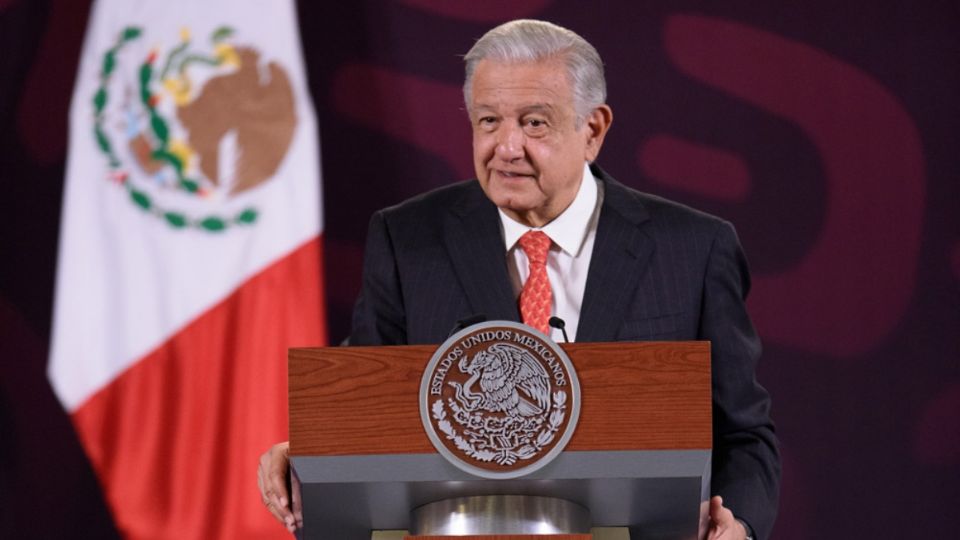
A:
[410,495,591,535]
[293,449,710,540]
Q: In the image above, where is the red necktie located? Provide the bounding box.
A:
[518,230,553,334]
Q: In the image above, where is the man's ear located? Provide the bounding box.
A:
[584,104,613,162]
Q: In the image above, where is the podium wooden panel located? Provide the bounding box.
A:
[289,342,711,540]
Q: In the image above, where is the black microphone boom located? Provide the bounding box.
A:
[447,314,487,337]
[548,316,570,343]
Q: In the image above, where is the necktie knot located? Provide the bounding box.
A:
[519,230,551,266]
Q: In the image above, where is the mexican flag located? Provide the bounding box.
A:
[48,0,325,537]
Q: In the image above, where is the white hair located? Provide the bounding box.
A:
[463,19,607,124]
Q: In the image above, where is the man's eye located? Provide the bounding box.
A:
[525,119,547,129]
[477,117,499,131]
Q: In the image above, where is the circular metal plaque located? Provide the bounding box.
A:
[419,321,581,479]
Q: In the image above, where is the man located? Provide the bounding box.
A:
[258,19,779,539]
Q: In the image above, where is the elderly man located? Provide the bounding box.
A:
[258,19,779,540]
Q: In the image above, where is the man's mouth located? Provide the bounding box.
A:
[493,170,534,179]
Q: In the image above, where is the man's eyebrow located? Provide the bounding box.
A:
[469,103,559,117]
[518,104,556,114]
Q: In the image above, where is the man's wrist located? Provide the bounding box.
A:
[736,518,755,540]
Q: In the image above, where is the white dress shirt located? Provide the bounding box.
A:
[499,162,604,342]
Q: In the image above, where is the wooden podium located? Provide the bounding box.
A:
[289,342,711,540]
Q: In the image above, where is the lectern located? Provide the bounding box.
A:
[289,341,711,539]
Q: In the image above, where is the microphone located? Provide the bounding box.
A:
[448,314,487,337]
[548,316,569,343]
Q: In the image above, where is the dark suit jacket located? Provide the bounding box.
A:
[350,165,780,539]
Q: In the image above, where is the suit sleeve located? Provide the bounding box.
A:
[701,221,781,540]
[349,210,408,345]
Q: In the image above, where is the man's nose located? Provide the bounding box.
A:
[495,124,524,160]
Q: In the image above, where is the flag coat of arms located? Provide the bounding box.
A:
[48,1,325,537]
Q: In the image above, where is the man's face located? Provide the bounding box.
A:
[468,58,611,227]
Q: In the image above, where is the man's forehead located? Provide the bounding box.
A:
[472,58,569,85]
[469,59,573,112]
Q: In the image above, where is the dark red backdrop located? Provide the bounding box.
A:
[1,1,957,538]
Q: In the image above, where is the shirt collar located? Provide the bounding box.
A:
[500,162,598,256]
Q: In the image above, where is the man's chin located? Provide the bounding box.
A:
[491,193,539,213]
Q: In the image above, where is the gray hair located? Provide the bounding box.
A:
[463,19,607,124]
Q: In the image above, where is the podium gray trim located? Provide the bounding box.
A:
[292,449,710,539]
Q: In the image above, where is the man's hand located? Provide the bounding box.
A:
[705,496,749,540]
[257,441,302,533]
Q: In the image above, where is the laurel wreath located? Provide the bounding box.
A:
[92,25,259,232]
[432,390,567,467]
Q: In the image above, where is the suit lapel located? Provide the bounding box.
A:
[442,183,520,322]
[577,169,655,342]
